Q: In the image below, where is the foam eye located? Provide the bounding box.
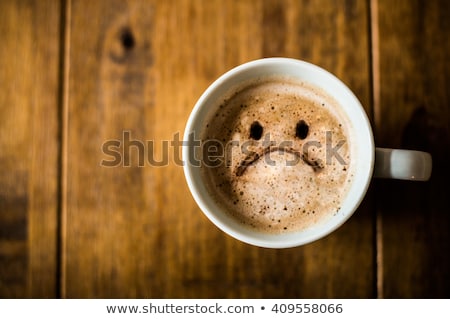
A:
[249,121,263,140]
[295,120,309,139]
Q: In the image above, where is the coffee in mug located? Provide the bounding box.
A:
[183,58,432,248]
[200,75,353,234]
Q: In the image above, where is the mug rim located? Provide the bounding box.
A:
[183,57,374,248]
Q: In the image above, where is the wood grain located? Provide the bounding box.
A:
[375,0,450,297]
[0,0,61,297]
[63,0,374,298]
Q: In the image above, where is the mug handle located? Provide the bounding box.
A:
[373,148,432,181]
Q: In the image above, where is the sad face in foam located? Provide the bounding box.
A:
[202,77,352,233]
[235,118,324,177]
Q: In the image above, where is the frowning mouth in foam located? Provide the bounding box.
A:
[200,75,354,234]
[235,145,324,177]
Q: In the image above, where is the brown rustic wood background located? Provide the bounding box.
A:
[1,0,449,298]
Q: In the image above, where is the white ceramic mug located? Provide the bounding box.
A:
[183,58,432,248]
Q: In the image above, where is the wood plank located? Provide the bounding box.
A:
[376,0,450,297]
[64,0,374,297]
[0,0,61,297]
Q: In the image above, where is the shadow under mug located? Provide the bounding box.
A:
[183,58,432,248]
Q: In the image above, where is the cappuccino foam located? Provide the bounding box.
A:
[200,76,354,233]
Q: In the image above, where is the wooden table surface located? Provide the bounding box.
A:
[1,0,449,298]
